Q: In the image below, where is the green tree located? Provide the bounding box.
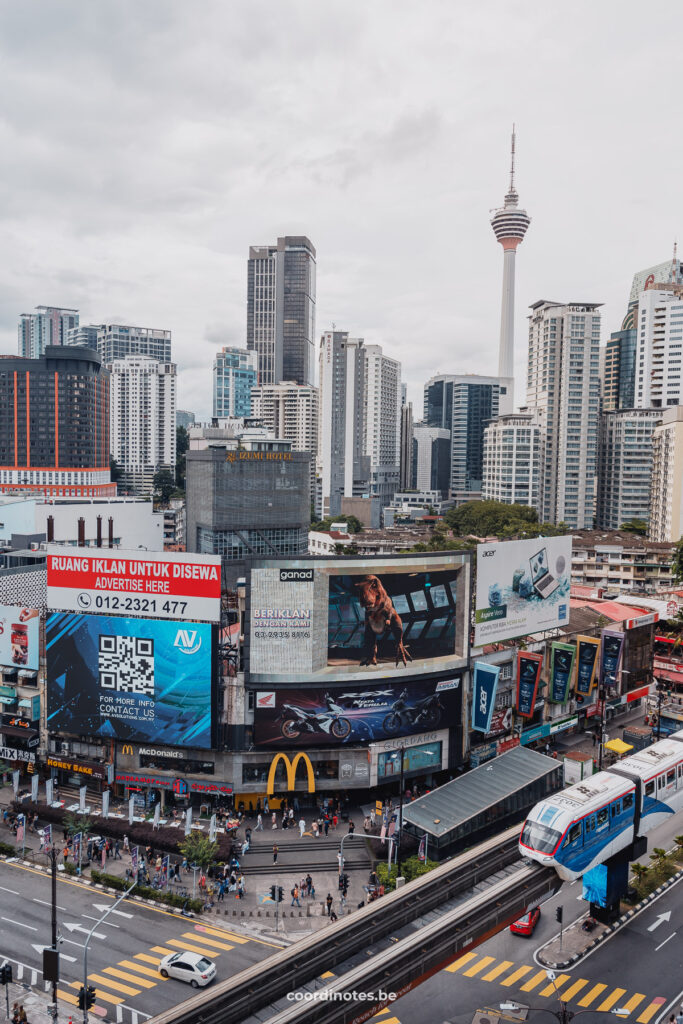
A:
[153,468,176,504]
[175,425,189,490]
[445,500,539,539]
[672,537,683,583]
[63,812,94,842]
[619,518,648,536]
[178,832,218,869]
[311,514,363,535]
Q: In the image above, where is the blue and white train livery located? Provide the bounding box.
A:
[520,729,683,881]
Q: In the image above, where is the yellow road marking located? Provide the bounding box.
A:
[558,979,589,1003]
[135,953,162,965]
[376,1018,400,1024]
[539,974,571,997]
[464,956,495,978]
[637,1002,666,1023]
[578,984,608,1008]
[181,931,234,952]
[57,989,79,1006]
[598,989,627,1012]
[67,981,124,1007]
[620,994,646,1016]
[320,971,335,979]
[501,966,533,987]
[196,925,258,945]
[87,973,141,997]
[102,966,156,988]
[118,959,166,979]
[521,970,549,992]
[482,960,514,982]
[151,945,174,955]
[445,952,478,973]
[166,939,221,956]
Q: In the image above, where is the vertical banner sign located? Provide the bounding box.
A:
[102,791,110,819]
[12,770,19,795]
[131,845,138,877]
[575,636,601,696]
[600,630,625,690]
[185,806,193,836]
[161,855,169,889]
[516,651,544,718]
[45,779,54,805]
[153,803,161,829]
[16,814,24,844]
[43,823,52,853]
[549,643,577,704]
[73,832,81,867]
[209,814,217,843]
[418,836,426,862]
[79,785,87,812]
[128,795,135,825]
[31,774,39,802]
[471,662,501,733]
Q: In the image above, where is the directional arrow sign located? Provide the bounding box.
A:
[647,911,672,932]
[64,922,106,940]
[92,903,133,918]
[31,944,77,963]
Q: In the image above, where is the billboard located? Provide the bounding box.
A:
[471,662,500,733]
[253,677,462,748]
[247,554,470,685]
[516,651,543,718]
[46,613,213,748]
[474,537,571,646]
[549,642,576,704]
[575,636,600,696]
[47,547,221,623]
[600,630,624,690]
[0,606,39,671]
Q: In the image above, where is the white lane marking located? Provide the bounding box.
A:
[63,921,105,939]
[655,931,676,952]
[1,917,37,931]
[92,903,133,918]
[82,913,119,928]
[0,885,20,894]
[61,938,86,949]
[33,898,67,911]
[647,910,672,932]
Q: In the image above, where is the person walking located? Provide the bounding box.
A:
[305,873,313,896]
[114,839,122,860]
[326,893,333,917]
[256,813,263,831]
[271,811,277,829]
[348,820,355,834]
[273,844,278,864]
[324,819,330,837]
[332,813,338,829]
[123,834,129,853]
[299,818,306,837]
[291,884,301,907]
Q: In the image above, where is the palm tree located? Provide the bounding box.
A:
[631,862,648,884]
[673,834,683,856]
[649,847,669,867]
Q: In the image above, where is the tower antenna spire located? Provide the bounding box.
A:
[509,123,516,193]
[672,238,678,282]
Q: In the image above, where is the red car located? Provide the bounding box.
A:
[510,906,541,936]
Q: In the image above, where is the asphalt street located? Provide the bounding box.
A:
[0,859,279,1022]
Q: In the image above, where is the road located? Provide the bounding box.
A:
[0,859,279,1023]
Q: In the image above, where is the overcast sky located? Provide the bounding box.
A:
[1,1,681,419]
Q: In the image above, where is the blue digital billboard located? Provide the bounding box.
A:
[46,613,213,748]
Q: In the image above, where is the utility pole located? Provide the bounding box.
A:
[397,745,405,877]
[597,687,606,771]
[49,844,59,1021]
[82,879,136,1024]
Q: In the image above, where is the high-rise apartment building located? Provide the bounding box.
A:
[634,284,683,409]
[250,381,319,500]
[318,331,401,516]
[110,356,177,496]
[19,306,79,358]
[66,324,102,351]
[83,323,173,365]
[596,408,662,529]
[482,410,543,515]
[246,236,316,386]
[213,346,258,418]
[412,424,451,496]
[399,401,414,491]
[526,301,601,529]
[0,347,113,497]
[649,406,683,542]
[423,374,510,500]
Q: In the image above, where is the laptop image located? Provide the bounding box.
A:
[529,546,560,599]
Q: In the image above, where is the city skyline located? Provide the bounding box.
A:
[0,3,682,419]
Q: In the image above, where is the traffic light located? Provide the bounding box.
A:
[556,906,563,924]
[277,886,284,903]
[270,884,277,901]
[0,963,12,985]
[77,986,96,1010]
[78,987,86,1009]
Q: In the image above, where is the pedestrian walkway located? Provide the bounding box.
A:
[445,950,666,1022]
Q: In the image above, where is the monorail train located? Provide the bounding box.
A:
[519,728,683,881]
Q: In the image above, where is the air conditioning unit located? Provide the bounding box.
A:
[61,742,69,755]
[30,542,40,551]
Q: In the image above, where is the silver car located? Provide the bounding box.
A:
[159,951,217,987]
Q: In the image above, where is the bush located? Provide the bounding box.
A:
[90,869,202,914]
[0,841,16,857]
[374,855,438,891]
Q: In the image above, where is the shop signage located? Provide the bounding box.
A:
[549,716,578,734]
[600,630,625,689]
[625,612,658,630]
[471,663,500,733]
[0,745,35,763]
[520,722,551,744]
[114,772,233,795]
[497,735,520,754]
[549,643,576,704]
[470,741,497,767]
[375,730,440,753]
[138,747,185,759]
[266,752,315,795]
[625,685,650,703]
[516,651,543,718]
[575,636,600,696]
[47,755,110,780]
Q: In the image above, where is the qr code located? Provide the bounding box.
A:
[98,634,155,696]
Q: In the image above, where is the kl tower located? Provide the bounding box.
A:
[490,126,531,410]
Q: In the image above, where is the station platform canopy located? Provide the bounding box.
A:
[402,745,563,860]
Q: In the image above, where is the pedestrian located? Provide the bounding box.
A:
[312,820,319,837]
[114,840,121,859]
[246,826,252,842]
[256,798,261,815]
[330,909,338,922]
[264,796,270,814]
[256,813,263,831]
[271,812,277,829]
[293,796,299,813]
[348,820,355,834]
[324,820,329,837]
[676,1009,683,1024]
[299,818,306,837]
[326,893,333,916]
[306,873,312,896]
[363,816,371,833]
[11,1003,19,1023]
[288,807,294,821]
[123,834,129,853]
[291,885,301,907]
[63,846,69,865]
[273,844,278,864]
[332,813,338,829]
[282,813,288,830]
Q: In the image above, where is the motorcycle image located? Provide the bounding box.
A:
[382,689,444,735]
[279,694,352,740]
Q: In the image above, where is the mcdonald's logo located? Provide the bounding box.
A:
[266,752,315,796]
[121,744,134,756]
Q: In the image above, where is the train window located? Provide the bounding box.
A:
[658,776,665,789]
[667,770,675,785]
[679,765,683,779]
[597,808,608,826]
[610,801,620,817]
[564,822,582,846]
[645,781,655,797]
[623,793,634,809]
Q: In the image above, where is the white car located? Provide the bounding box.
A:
[159,951,216,988]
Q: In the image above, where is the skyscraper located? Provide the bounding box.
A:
[490,128,531,397]
[250,381,319,500]
[527,300,601,529]
[18,306,79,358]
[110,356,177,496]
[634,283,683,409]
[213,346,258,418]
[88,323,172,365]
[412,424,451,496]
[649,406,683,542]
[246,236,316,386]
[596,408,662,529]
[482,410,543,515]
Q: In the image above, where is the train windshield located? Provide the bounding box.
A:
[521,819,561,854]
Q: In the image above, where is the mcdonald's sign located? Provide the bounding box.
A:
[266,752,315,796]
[121,744,134,756]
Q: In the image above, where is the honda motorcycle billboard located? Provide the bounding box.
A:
[252,677,463,747]
[246,553,470,685]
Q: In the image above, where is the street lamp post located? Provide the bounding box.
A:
[597,687,607,771]
[397,745,405,878]
[82,879,136,1024]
